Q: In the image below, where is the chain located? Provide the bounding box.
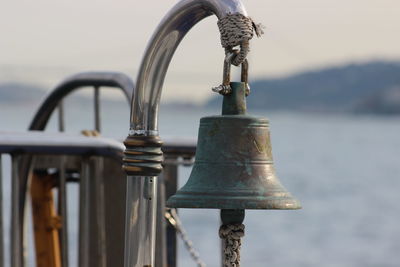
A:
[165,208,206,267]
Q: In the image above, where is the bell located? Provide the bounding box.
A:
[167,82,301,210]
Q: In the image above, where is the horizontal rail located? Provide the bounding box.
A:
[0,132,196,159]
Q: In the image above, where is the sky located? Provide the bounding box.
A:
[0,0,399,103]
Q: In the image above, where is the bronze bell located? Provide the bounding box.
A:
[167,78,301,210]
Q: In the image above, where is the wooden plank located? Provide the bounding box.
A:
[30,173,62,267]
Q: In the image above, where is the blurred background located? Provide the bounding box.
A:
[1,0,400,266]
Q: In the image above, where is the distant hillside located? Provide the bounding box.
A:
[206,61,400,114]
[2,61,400,114]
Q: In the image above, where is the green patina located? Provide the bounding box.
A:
[166,82,301,212]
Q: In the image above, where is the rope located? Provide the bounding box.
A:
[217,13,264,66]
[219,223,245,267]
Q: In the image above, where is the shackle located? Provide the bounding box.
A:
[212,51,250,96]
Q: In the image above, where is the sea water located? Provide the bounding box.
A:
[1,98,399,267]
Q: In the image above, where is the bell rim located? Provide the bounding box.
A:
[166,195,302,210]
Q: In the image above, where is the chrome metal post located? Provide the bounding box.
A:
[124,177,157,267]
[11,155,23,267]
[125,1,248,266]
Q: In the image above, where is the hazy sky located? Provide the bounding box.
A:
[1,0,399,102]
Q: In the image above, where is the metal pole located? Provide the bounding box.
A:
[94,86,101,132]
[58,101,65,132]
[124,176,157,267]
[59,156,69,267]
[78,158,90,267]
[162,161,179,267]
[11,155,22,267]
[0,155,3,267]
[155,173,167,267]
[102,158,127,267]
[91,157,107,267]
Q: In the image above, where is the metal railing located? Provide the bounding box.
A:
[0,71,196,266]
[0,132,124,267]
[27,71,134,267]
[0,131,196,267]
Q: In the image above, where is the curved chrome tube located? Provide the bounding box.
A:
[130,0,247,135]
[125,1,249,266]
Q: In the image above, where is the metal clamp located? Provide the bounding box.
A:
[212,51,250,96]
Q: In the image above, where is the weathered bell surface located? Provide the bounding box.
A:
[166,82,301,210]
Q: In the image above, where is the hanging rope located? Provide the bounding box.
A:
[217,13,264,66]
[219,223,245,267]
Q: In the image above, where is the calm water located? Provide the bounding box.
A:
[1,96,400,267]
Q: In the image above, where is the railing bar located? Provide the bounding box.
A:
[78,157,90,267]
[59,156,69,267]
[11,155,22,267]
[93,157,107,267]
[58,101,65,132]
[0,155,3,267]
[94,87,101,132]
[163,161,179,267]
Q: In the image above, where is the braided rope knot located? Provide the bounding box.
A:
[217,13,264,66]
[218,13,254,48]
[219,224,245,267]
